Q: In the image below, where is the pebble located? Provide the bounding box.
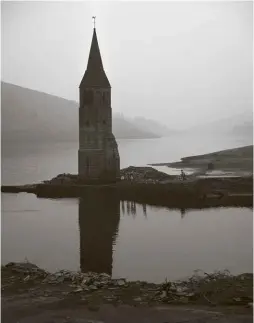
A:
[62,291,69,296]
[89,285,98,291]
[23,275,30,282]
[160,291,167,299]
[233,297,241,302]
[103,296,116,301]
[115,279,126,286]
[133,297,142,302]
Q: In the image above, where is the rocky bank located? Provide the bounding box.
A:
[2,262,253,308]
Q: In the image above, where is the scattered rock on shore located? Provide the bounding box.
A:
[42,167,174,185]
[120,166,173,183]
[5,261,47,276]
[43,173,78,185]
[2,262,253,307]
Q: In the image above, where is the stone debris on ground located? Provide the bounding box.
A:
[5,261,47,276]
[42,270,127,291]
[3,262,127,291]
[120,166,174,183]
[2,263,253,307]
[43,173,78,185]
[42,167,174,185]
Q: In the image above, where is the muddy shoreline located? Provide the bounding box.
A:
[2,175,253,208]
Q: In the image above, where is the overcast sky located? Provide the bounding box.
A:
[2,1,253,128]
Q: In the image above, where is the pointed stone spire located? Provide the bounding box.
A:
[80,27,111,88]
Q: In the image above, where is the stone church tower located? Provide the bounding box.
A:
[78,27,120,183]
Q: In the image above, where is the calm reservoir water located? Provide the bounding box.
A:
[2,134,253,282]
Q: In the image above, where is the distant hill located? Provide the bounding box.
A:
[185,112,253,139]
[128,116,179,137]
[232,121,253,137]
[182,145,253,161]
[1,82,159,144]
[112,114,159,139]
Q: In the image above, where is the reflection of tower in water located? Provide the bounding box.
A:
[79,191,120,276]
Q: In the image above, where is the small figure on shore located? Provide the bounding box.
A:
[126,201,130,215]
[181,169,186,181]
[207,162,214,171]
[121,200,125,214]
[131,201,136,215]
[142,204,147,217]
[180,208,186,218]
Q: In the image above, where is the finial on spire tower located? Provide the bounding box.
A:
[92,16,96,29]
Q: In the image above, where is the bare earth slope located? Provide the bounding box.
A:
[151,145,253,172]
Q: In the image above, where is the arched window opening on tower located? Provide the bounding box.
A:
[96,91,101,104]
[103,120,106,125]
[84,90,94,105]
[102,92,106,104]
[86,121,90,127]
[106,92,110,104]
